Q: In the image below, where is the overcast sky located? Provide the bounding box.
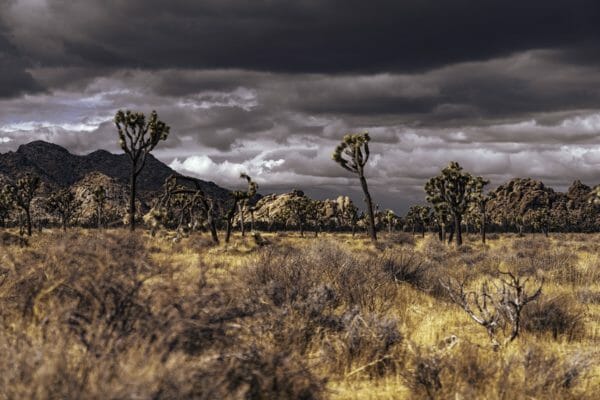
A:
[1,0,600,212]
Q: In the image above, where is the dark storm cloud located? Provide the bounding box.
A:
[0,18,44,98]
[4,0,600,73]
[2,1,600,213]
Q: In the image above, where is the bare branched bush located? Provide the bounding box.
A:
[440,270,543,348]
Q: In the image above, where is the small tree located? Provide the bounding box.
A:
[338,196,359,236]
[155,174,220,243]
[2,173,40,236]
[115,110,170,231]
[385,209,397,234]
[0,190,12,228]
[425,162,475,247]
[92,185,106,229]
[332,132,377,242]
[225,174,257,243]
[406,205,431,237]
[469,176,491,243]
[45,188,81,231]
[282,194,314,237]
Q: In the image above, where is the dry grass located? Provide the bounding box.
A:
[0,229,598,399]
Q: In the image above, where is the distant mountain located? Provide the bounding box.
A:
[0,140,231,201]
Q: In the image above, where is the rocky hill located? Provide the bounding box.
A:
[0,141,231,201]
[487,177,599,231]
[247,189,356,229]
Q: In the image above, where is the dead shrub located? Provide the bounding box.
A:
[522,295,586,341]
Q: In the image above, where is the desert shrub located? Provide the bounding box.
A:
[0,231,27,246]
[387,232,416,246]
[402,342,596,400]
[486,233,500,240]
[0,232,325,399]
[421,236,449,264]
[522,295,586,341]
[378,249,428,289]
[577,289,600,304]
[243,241,404,376]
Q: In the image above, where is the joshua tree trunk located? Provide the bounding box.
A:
[448,227,454,245]
[359,174,377,242]
[238,203,245,237]
[206,202,219,244]
[62,217,67,232]
[129,171,137,232]
[25,207,32,236]
[481,213,486,244]
[225,199,238,244]
[421,224,425,238]
[454,213,463,247]
[97,205,102,229]
[250,210,255,232]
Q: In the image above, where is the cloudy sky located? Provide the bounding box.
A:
[1,0,600,212]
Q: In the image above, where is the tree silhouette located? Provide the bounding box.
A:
[45,188,81,231]
[225,174,257,243]
[2,173,40,236]
[332,132,377,242]
[425,162,475,247]
[115,110,170,231]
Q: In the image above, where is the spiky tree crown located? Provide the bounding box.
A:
[115,110,169,152]
[3,173,40,207]
[425,161,475,215]
[332,132,371,174]
[232,173,258,200]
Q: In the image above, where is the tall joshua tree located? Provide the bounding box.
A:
[115,110,170,231]
[469,176,491,243]
[225,174,257,243]
[2,173,40,236]
[425,162,474,247]
[332,132,377,242]
[45,188,81,231]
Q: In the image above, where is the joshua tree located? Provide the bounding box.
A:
[282,194,315,237]
[238,198,249,236]
[425,162,475,247]
[428,198,452,242]
[2,173,40,236]
[384,209,397,234]
[45,188,81,231]
[406,205,431,237]
[469,176,491,243]
[332,132,377,242]
[0,190,12,228]
[337,196,359,236]
[115,110,170,231]
[92,185,106,229]
[155,174,220,243]
[225,174,257,243]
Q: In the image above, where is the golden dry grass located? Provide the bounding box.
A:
[0,228,598,399]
